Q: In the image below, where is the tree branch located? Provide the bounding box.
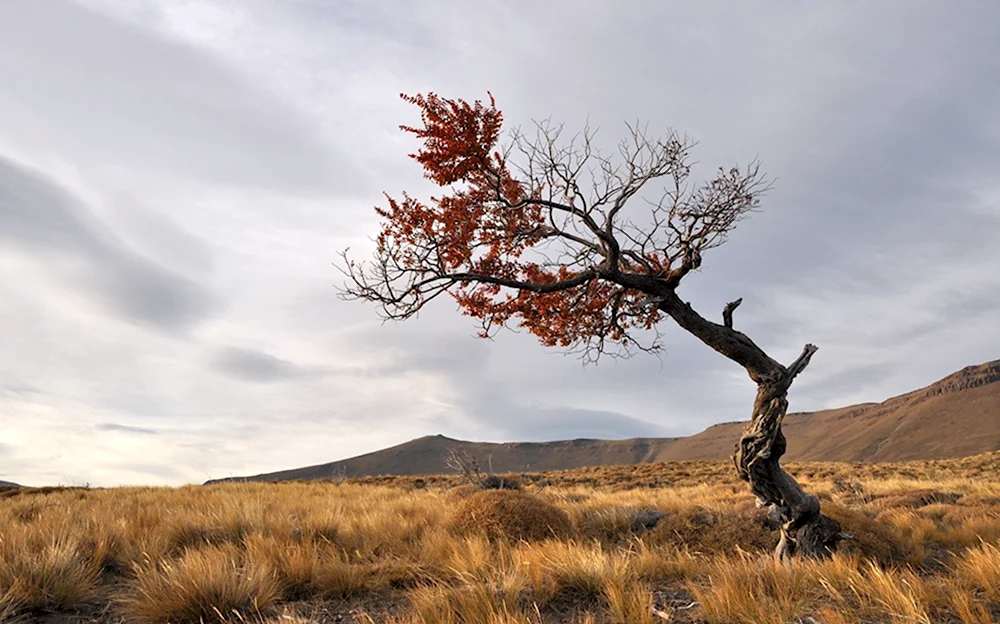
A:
[722,297,743,329]
[787,343,818,380]
[340,92,773,363]
[662,245,702,288]
[447,269,599,294]
[655,290,783,383]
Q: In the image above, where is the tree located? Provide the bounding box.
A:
[338,92,847,560]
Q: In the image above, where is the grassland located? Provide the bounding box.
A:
[3,453,1000,623]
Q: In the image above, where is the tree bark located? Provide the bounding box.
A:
[733,346,844,560]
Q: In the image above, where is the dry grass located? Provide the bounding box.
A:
[126,543,280,623]
[2,453,1000,622]
[0,530,101,612]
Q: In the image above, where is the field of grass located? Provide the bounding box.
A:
[3,453,1000,623]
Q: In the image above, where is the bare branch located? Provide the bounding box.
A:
[787,343,819,380]
[445,447,484,488]
[654,289,783,382]
[722,297,743,329]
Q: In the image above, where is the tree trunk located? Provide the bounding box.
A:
[733,368,844,560]
[657,293,844,560]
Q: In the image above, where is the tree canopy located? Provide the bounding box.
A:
[340,92,769,362]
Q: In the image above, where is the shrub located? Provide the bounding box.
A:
[644,506,775,554]
[447,490,572,542]
[824,504,912,565]
[480,474,522,491]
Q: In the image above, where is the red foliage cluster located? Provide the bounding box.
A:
[372,93,661,349]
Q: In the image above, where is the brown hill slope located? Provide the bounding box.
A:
[207,435,681,482]
[660,359,1000,462]
[206,359,1000,483]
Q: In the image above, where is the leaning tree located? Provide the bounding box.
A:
[338,92,846,560]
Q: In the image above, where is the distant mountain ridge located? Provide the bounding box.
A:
[206,359,1000,484]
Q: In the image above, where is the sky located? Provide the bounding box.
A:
[2,1,999,487]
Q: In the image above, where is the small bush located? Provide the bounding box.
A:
[645,506,775,554]
[480,474,522,491]
[447,490,572,542]
[824,504,912,565]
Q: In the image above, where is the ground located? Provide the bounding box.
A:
[2,453,1000,623]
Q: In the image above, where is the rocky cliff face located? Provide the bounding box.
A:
[927,360,1000,396]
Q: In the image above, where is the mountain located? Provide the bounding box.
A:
[206,358,1000,483]
[0,480,21,489]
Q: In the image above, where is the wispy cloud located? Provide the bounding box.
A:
[95,423,159,435]
[210,347,315,384]
[0,156,216,331]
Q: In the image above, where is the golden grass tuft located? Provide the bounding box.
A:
[513,540,613,606]
[628,538,703,583]
[953,541,1000,603]
[688,553,817,624]
[403,583,539,624]
[448,489,573,542]
[602,572,656,624]
[949,584,994,624]
[126,543,280,623]
[0,532,100,613]
[843,562,939,623]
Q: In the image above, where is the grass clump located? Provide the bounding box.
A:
[126,544,280,623]
[0,532,100,614]
[448,489,573,542]
[953,541,1000,604]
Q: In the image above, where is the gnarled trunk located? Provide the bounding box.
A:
[657,294,844,560]
[734,357,844,560]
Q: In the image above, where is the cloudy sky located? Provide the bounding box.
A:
[2,1,998,487]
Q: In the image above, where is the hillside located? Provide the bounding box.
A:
[206,358,1000,483]
[662,358,1000,462]
[207,435,681,483]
